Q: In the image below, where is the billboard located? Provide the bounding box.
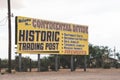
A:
[15,16,88,55]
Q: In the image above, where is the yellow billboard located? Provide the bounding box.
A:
[15,16,88,55]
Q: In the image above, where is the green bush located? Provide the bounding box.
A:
[115,63,120,68]
[40,66,48,71]
[102,62,111,69]
[40,57,49,71]
[50,64,55,71]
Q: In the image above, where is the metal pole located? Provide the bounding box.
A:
[38,54,40,72]
[7,0,12,73]
[19,54,22,72]
[84,55,87,72]
[71,55,74,71]
[55,54,58,71]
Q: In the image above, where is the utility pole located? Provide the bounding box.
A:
[7,0,12,73]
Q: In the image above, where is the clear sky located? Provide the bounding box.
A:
[0,0,120,60]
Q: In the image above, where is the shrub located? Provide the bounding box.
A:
[102,62,111,69]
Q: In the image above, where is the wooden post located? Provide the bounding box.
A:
[7,0,12,73]
[84,55,87,72]
[55,54,58,71]
[38,54,40,72]
[19,53,22,72]
[29,59,32,72]
[71,55,74,71]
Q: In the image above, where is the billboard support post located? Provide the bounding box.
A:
[19,53,22,72]
[84,55,87,72]
[29,59,32,72]
[55,54,58,71]
[71,55,74,71]
[38,54,41,72]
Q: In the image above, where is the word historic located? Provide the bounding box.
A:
[18,30,60,51]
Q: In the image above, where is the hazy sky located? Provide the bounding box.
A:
[0,0,120,59]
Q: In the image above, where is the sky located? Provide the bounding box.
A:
[0,0,120,60]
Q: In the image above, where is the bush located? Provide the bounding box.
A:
[49,63,60,71]
[15,56,30,72]
[102,62,111,69]
[40,66,48,71]
[115,63,120,68]
[50,64,55,71]
[40,57,49,71]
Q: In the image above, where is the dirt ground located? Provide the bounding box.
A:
[0,68,120,80]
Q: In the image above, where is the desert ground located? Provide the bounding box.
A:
[0,68,120,80]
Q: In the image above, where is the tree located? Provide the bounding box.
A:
[116,53,120,60]
[89,44,110,68]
